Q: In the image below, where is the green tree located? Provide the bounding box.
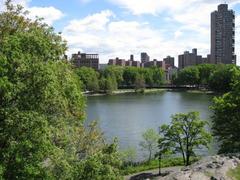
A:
[75,140,122,180]
[209,64,238,92]
[75,67,99,92]
[211,67,240,153]
[123,67,139,86]
[151,67,165,86]
[101,66,123,86]
[139,129,160,162]
[159,112,211,166]
[156,137,171,175]
[134,74,146,93]
[99,72,118,95]
[105,76,118,95]
[197,64,216,86]
[0,110,54,179]
[174,67,200,86]
[120,147,137,165]
[0,1,122,179]
[138,68,154,87]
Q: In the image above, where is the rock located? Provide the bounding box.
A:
[181,167,191,171]
[207,163,215,169]
[159,154,240,180]
[210,176,218,180]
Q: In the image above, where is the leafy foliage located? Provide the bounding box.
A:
[173,64,240,92]
[75,141,122,180]
[120,147,137,165]
[134,74,146,93]
[101,66,164,89]
[209,64,238,92]
[211,67,240,153]
[0,110,53,179]
[0,1,122,179]
[101,66,124,86]
[173,66,200,86]
[75,67,99,92]
[139,129,160,162]
[121,157,199,175]
[159,112,212,166]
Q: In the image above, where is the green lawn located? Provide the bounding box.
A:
[121,157,199,175]
[227,165,240,180]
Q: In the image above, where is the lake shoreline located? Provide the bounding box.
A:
[84,88,215,97]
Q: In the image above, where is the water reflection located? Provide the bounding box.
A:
[86,91,216,161]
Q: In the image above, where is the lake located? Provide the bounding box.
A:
[86,90,216,161]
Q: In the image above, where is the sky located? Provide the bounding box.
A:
[1,0,240,65]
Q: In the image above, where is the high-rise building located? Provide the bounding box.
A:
[163,56,175,67]
[108,57,126,66]
[211,4,236,64]
[143,59,166,70]
[130,54,134,61]
[178,49,203,69]
[141,52,150,63]
[72,51,99,70]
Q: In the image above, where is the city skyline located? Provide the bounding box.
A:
[1,0,240,65]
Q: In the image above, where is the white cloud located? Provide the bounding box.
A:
[108,0,240,15]
[63,10,207,64]
[0,0,64,25]
[106,0,240,65]
[174,30,183,39]
[64,10,113,33]
[107,0,188,15]
[27,6,64,25]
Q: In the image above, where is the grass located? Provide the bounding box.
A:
[143,89,166,94]
[227,165,240,180]
[121,157,200,175]
[186,90,214,94]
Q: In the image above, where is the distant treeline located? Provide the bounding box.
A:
[75,66,165,94]
[173,64,240,92]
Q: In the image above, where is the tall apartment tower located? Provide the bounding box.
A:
[141,52,150,63]
[178,49,203,69]
[211,4,236,64]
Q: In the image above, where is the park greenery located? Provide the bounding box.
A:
[227,165,240,180]
[0,1,122,179]
[139,129,160,162]
[211,66,240,153]
[75,63,240,95]
[171,64,240,158]
[75,66,165,94]
[1,1,240,179]
[173,63,240,92]
[121,157,199,175]
[158,112,212,166]
[122,112,211,175]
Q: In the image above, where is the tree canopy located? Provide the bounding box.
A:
[211,66,240,153]
[173,64,240,92]
[159,112,212,166]
[0,1,122,179]
[139,129,159,162]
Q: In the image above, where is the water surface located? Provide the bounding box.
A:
[86,91,215,160]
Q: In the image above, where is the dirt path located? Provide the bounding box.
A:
[124,166,183,180]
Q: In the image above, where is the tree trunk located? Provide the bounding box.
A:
[186,153,190,166]
[181,151,186,165]
[158,153,162,175]
[148,149,152,162]
[186,138,190,166]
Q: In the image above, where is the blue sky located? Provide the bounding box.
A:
[1,0,240,65]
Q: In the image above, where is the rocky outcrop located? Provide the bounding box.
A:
[162,154,240,180]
